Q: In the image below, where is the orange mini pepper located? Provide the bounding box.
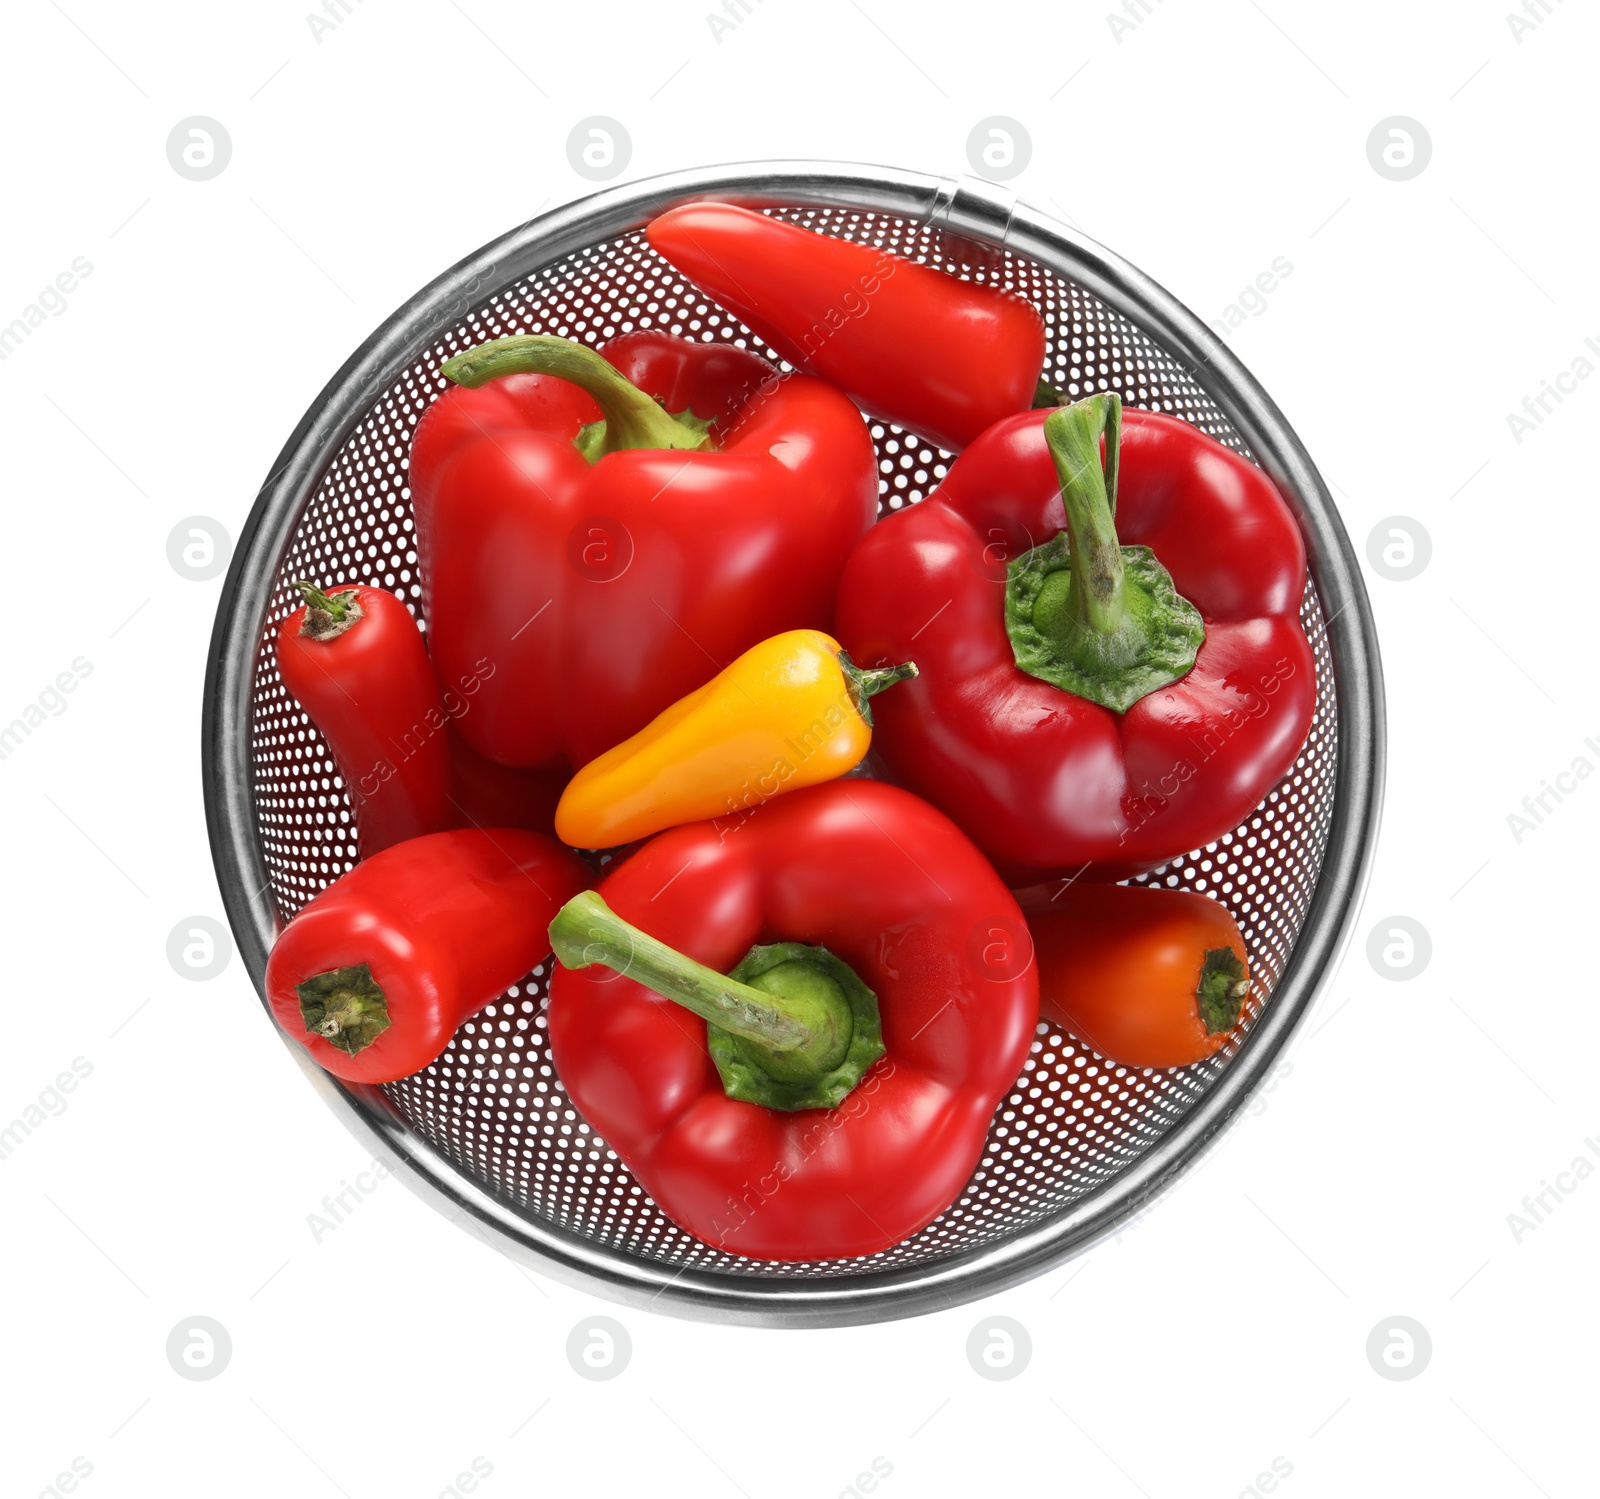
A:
[1024,883,1252,1069]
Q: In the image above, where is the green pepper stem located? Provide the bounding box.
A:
[551,892,888,1112]
[1003,393,1204,713]
[440,335,712,457]
[296,963,391,1057]
[1043,395,1125,635]
[1196,947,1251,1035]
[550,891,818,1052]
[838,650,918,729]
[293,581,363,642]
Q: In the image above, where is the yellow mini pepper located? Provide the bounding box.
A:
[554,629,917,848]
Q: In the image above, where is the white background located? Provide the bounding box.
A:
[1,0,1593,1494]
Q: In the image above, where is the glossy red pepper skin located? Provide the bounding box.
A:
[836,409,1317,880]
[409,331,878,770]
[546,781,1038,1261]
[275,584,453,859]
[647,201,1047,453]
[266,829,591,1085]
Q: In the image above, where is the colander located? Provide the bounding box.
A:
[203,161,1384,1327]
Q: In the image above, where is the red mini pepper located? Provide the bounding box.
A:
[266,828,590,1084]
[647,201,1047,452]
[546,780,1038,1261]
[409,329,877,770]
[274,582,454,858]
[836,395,1317,880]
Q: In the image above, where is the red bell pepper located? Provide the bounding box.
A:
[646,201,1047,452]
[836,395,1316,880]
[274,582,454,858]
[409,329,877,770]
[545,780,1038,1261]
[266,828,590,1085]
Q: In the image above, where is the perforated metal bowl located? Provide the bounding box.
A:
[203,162,1384,1326]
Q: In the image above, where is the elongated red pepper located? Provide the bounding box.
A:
[546,781,1038,1261]
[275,582,453,858]
[409,330,877,770]
[266,828,590,1084]
[836,395,1317,879]
[646,201,1047,452]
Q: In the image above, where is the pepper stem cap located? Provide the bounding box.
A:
[297,963,391,1056]
[1004,394,1205,713]
[440,335,714,460]
[292,581,363,642]
[549,891,885,1111]
[837,650,917,729]
[1197,946,1250,1035]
